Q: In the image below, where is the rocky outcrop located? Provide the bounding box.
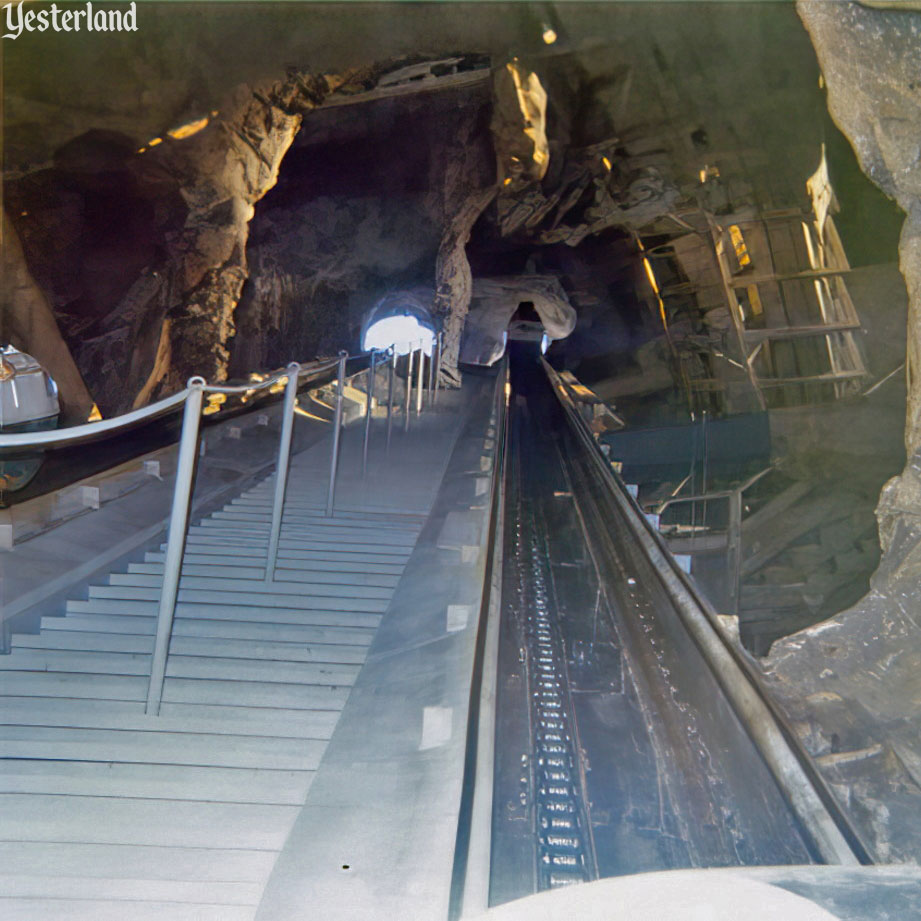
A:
[0,211,93,422]
[759,1,921,862]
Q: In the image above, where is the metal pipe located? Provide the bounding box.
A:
[145,379,205,715]
[403,347,414,433]
[415,343,425,415]
[265,363,300,583]
[362,349,377,477]
[386,348,396,453]
[325,351,348,517]
[434,331,443,404]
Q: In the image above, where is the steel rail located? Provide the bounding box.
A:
[541,357,871,867]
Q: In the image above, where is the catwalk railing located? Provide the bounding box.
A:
[0,335,443,714]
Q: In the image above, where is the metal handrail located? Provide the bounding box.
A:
[5,342,440,715]
[0,356,340,451]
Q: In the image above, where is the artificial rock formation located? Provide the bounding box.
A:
[0,211,93,423]
[758,0,921,862]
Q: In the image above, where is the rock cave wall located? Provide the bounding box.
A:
[756,0,921,864]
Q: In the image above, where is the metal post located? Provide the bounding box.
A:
[386,348,396,453]
[434,331,443,404]
[326,351,348,517]
[404,347,414,433]
[146,379,205,715]
[415,342,425,415]
[362,350,377,477]
[427,335,436,403]
[727,488,743,616]
[265,363,300,583]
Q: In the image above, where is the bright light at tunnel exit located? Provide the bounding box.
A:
[362,315,435,357]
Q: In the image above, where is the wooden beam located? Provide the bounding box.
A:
[728,267,851,289]
[743,323,862,343]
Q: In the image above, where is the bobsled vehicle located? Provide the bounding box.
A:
[0,345,60,495]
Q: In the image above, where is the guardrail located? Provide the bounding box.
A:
[1,338,444,715]
[543,356,870,866]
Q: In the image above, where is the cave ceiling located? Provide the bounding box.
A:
[2,1,829,415]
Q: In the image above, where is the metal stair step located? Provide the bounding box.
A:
[42,613,375,645]
[180,534,413,559]
[230,496,426,522]
[15,631,368,665]
[87,585,389,613]
[0,792,298,850]
[0,875,262,908]
[0,898,254,921]
[0,725,327,771]
[0,697,339,741]
[125,563,400,589]
[144,550,406,575]
[0,649,361,686]
[0,672,350,709]
[189,512,416,547]
[65,599,383,627]
[0,840,275,882]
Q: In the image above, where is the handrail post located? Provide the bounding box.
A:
[265,363,300,583]
[403,347,414,433]
[146,379,205,716]
[362,349,377,477]
[386,348,396,453]
[434,331,443,404]
[415,341,425,415]
[326,350,348,517]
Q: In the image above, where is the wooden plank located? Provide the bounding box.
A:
[728,268,850,289]
[741,496,847,578]
[742,481,812,536]
[743,323,860,343]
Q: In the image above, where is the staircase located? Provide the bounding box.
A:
[0,435,436,920]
